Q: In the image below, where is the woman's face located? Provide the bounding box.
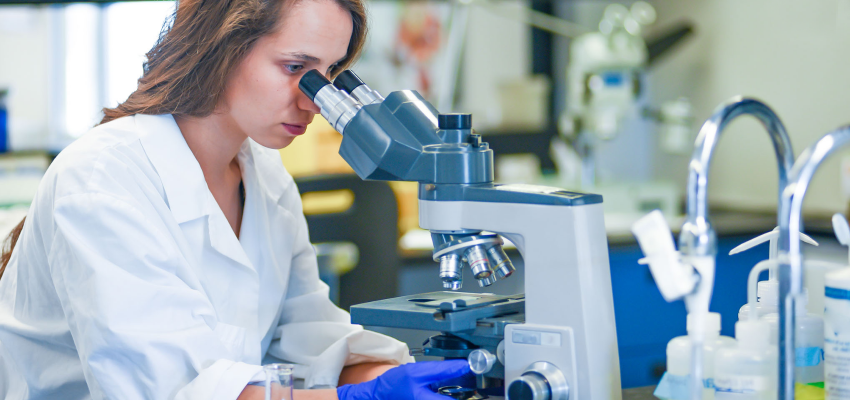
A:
[220,0,353,149]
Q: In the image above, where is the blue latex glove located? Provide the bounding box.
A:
[336,360,473,400]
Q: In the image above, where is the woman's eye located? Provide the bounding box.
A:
[283,64,304,74]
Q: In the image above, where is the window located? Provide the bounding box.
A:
[62,1,175,140]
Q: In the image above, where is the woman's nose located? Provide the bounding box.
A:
[297,90,321,114]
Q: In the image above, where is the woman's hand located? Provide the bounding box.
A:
[336,360,472,400]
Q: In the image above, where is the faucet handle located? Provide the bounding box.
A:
[632,210,698,302]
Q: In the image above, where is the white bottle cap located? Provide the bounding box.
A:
[687,312,721,334]
[735,320,770,349]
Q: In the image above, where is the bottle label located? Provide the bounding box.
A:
[653,373,713,400]
[714,375,770,394]
[825,336,850,398]
[823,293,850,398]
[826,286,850,300]
[797,346,825,367]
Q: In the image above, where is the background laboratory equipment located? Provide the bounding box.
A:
[263,363,293,400]
[300,69,620,400]
[557,2,694,190]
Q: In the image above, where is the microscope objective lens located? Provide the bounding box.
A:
[439,254,463,290]
[487,245,515,279]
[465,245,492,279]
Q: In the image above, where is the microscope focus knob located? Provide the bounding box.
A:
[438,113,472,130]
[467,349,497,375]
[507,362,570,400]
[508,373,550,400]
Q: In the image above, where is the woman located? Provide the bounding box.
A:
[0,0,469,399]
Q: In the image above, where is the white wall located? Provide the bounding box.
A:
[0,6,51,150]
[459,1,530,128]
[647,0,850,215]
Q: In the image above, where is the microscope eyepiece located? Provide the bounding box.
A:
[298,69,362,133]
[333,70,366,93]
[298,69,331,101]
[333,70,385,105]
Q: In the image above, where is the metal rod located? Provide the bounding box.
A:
[778,126,850,400]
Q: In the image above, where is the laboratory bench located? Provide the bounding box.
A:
[387,208,841,389]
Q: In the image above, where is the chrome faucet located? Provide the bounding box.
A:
[681,97,794,400]
[680,96,795,257]
[777,126,850,400]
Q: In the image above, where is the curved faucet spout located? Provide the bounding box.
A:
[778,125,850,400]
[680,97,795,256]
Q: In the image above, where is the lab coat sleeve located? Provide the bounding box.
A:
[48,192,262,400]
[266,182,414,389]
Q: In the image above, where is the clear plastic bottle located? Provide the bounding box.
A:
[738,280,779,322]
[714,320,777,400]
[760,290,824,384]
[825,267,850,400]
[655,312,736,400]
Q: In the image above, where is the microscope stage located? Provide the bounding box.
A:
[350,291,524,332]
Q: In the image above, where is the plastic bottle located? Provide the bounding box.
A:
[759,289,824,384]
[738,280,779,322]
[825,267,850,400]
[658,312,735,400]
[714,320,777,400]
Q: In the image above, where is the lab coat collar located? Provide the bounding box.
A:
[239,140,289,206]
[135,114,287,271]
[135,114,287,222]
[136,113,214,224]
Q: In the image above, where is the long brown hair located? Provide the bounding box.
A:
[0,0,368,276]
[101,0,368,123]
[0,218,24,279]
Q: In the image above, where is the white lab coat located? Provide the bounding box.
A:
[0,114,413,399]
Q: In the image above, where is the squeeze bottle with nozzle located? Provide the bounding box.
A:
[713,320,777,400]
[824,213,850,399]
[760,288,824,384]
[655,312,735,400]
[729,227,818,322]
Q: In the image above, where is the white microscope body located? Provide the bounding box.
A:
[300,69,621,400]
[420,195,620,400]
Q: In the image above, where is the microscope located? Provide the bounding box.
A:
[299,70,621,400]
